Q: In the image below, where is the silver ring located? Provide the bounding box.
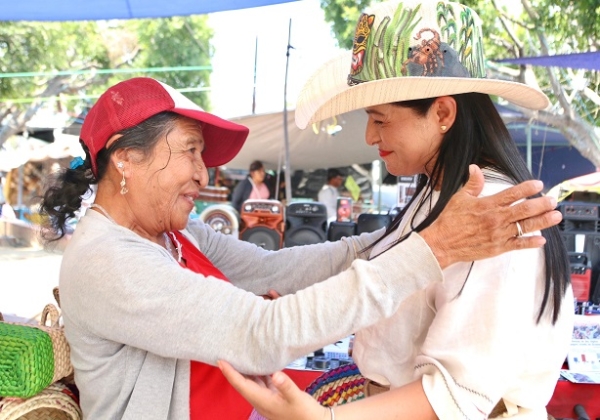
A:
[515,221,524,238]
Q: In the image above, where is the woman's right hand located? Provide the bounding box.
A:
[420,164,561,268]
[218,361,328,420]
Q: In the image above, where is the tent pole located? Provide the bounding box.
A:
[526,122,532,172]
[252,37,258,115]
[282,19,293,202]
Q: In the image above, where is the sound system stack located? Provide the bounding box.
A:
[284,202,327,247]
[558,199,600,303]
[327,221,357,242]
[569,252,592,302]
[357,213,392,234]
[239,199,284,251]
[198,204,239,237]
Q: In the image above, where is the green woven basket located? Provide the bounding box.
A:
[0,322,55,398]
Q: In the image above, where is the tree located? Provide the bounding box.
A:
[0,16,214,150]
[0,21,110,148]
[320,0,600,167]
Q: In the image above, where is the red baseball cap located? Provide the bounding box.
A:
[80,77,249,176]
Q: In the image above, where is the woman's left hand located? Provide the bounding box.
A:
[218,360,329,420]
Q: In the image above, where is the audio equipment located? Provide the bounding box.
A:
[198,204,239,236]
[357,213,392,235]
[284,202,327,247]
[239,199,284,251]
[561,232,600,303]
[569,252,592,302]
[558,202,599,232]
[327,221,357,242]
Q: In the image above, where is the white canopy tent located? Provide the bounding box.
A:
[226,109,379,171]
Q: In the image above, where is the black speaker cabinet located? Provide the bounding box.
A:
[199,204,239,236]
[284,202,327,247]
[569,252,592,302]
[239,199,284,251]
[327,221,357,242]
[558,201,599,232]
[357,213,392,234]
[560,232,600,303]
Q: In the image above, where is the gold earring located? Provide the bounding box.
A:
[117,162,128,195]
[441,125,447,131]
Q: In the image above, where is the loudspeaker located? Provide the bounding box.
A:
[199,204,239,236]
[327,221,357,242]
[239,199,284,250]
[560,232,600,303]
[357,213,392,235]
[569,252,592,302]
[558,201,599,232]
[284,202,327,247]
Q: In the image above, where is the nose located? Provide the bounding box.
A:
[365,121,379,146]
[194,159,209,188]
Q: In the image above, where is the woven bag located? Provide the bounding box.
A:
[0,381,81,420]
[305,363,366,407]
[0,304,73,399]
[248,363,367,420]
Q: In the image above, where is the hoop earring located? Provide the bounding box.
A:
[117,162,128,195]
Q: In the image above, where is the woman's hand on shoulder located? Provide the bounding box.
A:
[420,164,561,268]
[218,360,328,420]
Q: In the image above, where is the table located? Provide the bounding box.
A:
[288,369,600,419]
[547,380,600,419]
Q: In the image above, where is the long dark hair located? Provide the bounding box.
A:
[366,93,569,324]
[39,112,183,243]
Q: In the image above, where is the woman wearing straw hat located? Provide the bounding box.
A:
[220,1,573,419]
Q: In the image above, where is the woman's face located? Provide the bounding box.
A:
[129,118,208,234]
[250,167,266,184]
[364,103,443,177]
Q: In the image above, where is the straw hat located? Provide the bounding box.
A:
[295,0,549,129]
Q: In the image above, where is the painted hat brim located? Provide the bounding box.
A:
[295,52,550,129]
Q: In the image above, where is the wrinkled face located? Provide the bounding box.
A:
[129,118,208,234]
[364,104,442,176]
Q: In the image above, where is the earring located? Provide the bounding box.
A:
[441,125,447,131]
[117,162,128,195]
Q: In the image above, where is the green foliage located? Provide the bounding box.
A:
[0,16,214,122]
[124,16,213,109]
[0,21,109,100]
[320,0,372,49]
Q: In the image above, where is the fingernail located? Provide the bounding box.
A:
[217,360,222,370]
[533,180,543,190]
[551,211,562,223]
[272,372,284,385]
[548,196,557,208]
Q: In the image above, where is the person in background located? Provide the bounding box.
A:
[318,168,345,222]
[220,1,573,419]
[39,76,561,420]
[231,160,273,213]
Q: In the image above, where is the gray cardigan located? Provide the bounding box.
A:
[59,210,442,419]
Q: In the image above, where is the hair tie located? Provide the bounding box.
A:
[69,156,85,170]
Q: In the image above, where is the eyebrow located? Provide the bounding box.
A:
[365,108,385,117]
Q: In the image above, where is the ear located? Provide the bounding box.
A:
[433,96,457,132]
[109,146,132,177]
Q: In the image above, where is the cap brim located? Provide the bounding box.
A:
[174,108,249,168]
[295,52,550,129]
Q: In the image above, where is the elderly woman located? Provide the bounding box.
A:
[220,1,573,420]
[40,76,559,420]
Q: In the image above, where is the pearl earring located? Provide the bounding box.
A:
[441,125,447,131]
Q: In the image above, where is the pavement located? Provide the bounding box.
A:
[0,245,63,322]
